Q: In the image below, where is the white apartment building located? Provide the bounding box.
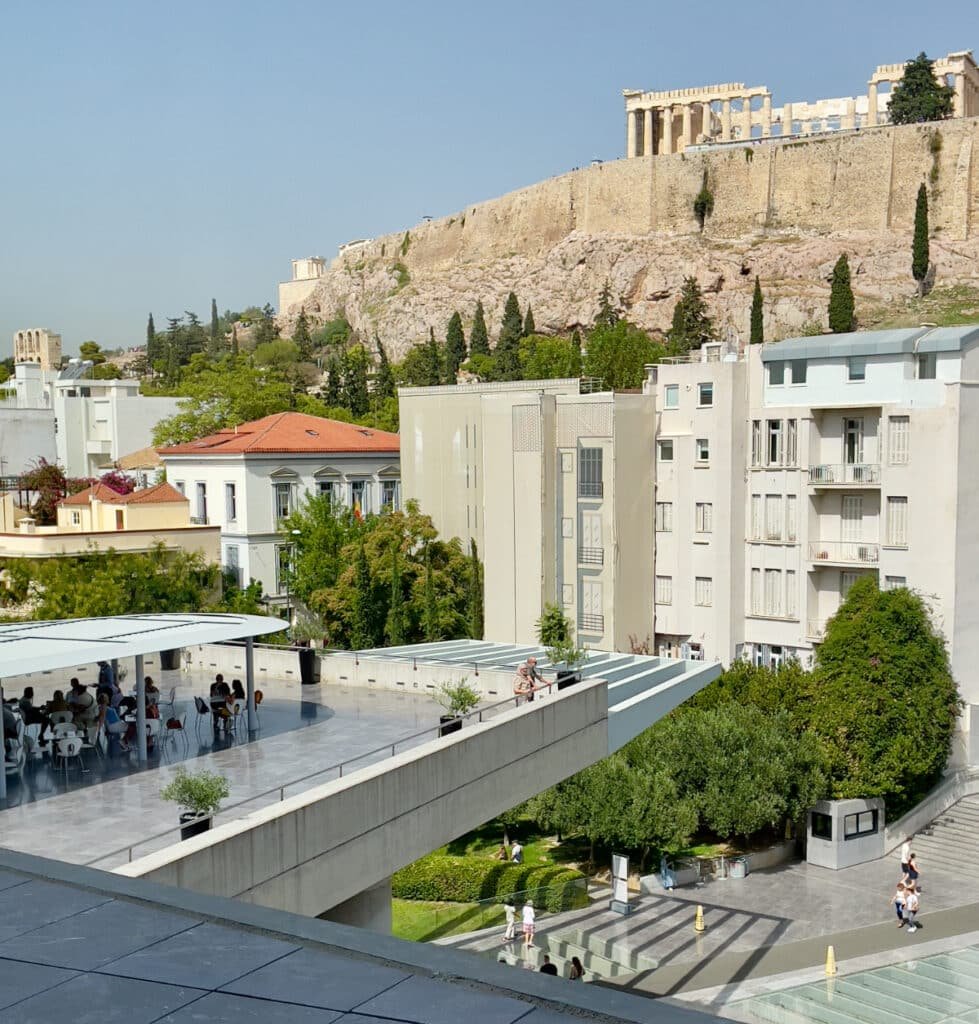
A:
[651,325,979,754]
[399,380,655,650]
[159,412,401,603]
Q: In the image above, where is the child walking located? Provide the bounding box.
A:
[904,884,920,934]
[892,881,907,928]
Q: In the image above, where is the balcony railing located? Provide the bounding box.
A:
[808,464,881,486]
[807,619,827,640]
[578,546,604,566]
[578,481,604,499]
[809,541,879,565]
[578,613,604,633]
[190,515,209,525]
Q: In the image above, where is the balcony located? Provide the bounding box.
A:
[190,515,209,526]
[577,546,604,566]
[808,541,879,566]
[807,619,827,640]
[578,481,603,499]
[808,464,880,487]
[578,613,604,633]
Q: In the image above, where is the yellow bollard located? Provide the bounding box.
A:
[824,945,838,976]
[694,905,706,933]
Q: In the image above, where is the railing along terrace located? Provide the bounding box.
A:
[577,546,604,566]
[577,481,603,499]
[808,541,880,564]
[808,463,880,485]
[578,613,604,633]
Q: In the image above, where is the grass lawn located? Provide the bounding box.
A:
[392,899,506,942]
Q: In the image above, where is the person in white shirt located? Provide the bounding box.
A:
[522,901,536,947]
[904,884,920,933]
[900,837,912,876]
[501,902,516,943]
[510,841,523,864]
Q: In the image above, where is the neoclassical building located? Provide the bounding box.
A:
[624,50,979,157]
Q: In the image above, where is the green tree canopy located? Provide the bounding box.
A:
[79,341,106,364]
[519,335,581,379]
[584,320,664,389]
[888,53,954,125]
[668,277,715,353]
[522,305,536,337]
[828,253,855,333]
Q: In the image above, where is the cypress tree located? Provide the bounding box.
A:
[349,543,375,649]
[293,308,314,361]
[496,292,523,380]
[422,545,439,642]
[469,301,490,356]
[668,277,715,353]
[231,323,239,357]
[912,183,930,291]
[324,357,342,406]
[596,280,619,327]
[373,337,396,400]
[750,277,764,344]
[445,311,467,379]
[523,305,536,337]
[570,328,583,376]
[146,313,157,364]
[424,327,444,386]
[467,539,483,640]
[342,347,370,416]
[209,298,220,355]
[828,254,856,333]
[385,545,406,646]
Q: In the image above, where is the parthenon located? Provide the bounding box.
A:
[623,50,979,157]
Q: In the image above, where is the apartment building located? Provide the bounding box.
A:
[399,380,655,649]
[159,412,400,602]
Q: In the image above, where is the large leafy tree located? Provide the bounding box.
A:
[668,277,715,353]
[469,301,490,356]
[888,53,954,125]
[584,320,664,389]
[495,292,523,380]
[519,335,581,380]
[912,183,930,292]
[828,253,855,333]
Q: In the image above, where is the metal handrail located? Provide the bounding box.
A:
[84,687,552,869]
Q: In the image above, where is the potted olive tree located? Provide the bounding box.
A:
[537,602,587,690]
[434,678,481,736]
[161,767,230,840]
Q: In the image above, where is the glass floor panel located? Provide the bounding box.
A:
[737,943,979,1024]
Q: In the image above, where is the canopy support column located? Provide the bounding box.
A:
[246,638,257,732]
[0,680,7,800]
[136,655,147,765]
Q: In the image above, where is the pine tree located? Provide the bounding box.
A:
[422,544,439,642]
[209,298,221,355]
[828,254,856,333]
[668,278,715,353]
[373,338,396,400]
[912,183,930,292]
[496,292,523,380]
[523,305,536,337]
[349,543,375,649]
[888,53,954,125]
[596,280,619,328]
[445,311,467,380]
[293,308,314,361]
[750,277,764,345]
[385,545,406,646]
[467,539,483,640]
[469,301,490,356]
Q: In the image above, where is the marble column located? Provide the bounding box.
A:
[663,106,674,154]
[644,107,655,156]
[702,102,713,141]
[741,96,753,140]
[627,108,637,158]
[761,95,772,137]
[682,104,692,149]
[842,98,856,131]
[954,74,965,117]
[867,83,878,127]
[721,99,732,141]
[782,102,793,136]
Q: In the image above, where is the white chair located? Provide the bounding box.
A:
[53,722,77,739]
[23,722,43,761]
[79,722,104,765]
[3,717,26,776]
[145,718,163,754]
[49,710,73,726]
[54,734,84,778]
[161,687,177,717]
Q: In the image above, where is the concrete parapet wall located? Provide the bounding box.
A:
[119,680,609,916]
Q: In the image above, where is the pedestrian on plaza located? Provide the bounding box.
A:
[904,883,920,934]
[539,955,558,976]
[501,902,516,943]
[891,880,907,928]
[510,840,523,864]
[900,836,912,876]
[903,852,921,891]
[522,900,536,947]
[568,956,584,980]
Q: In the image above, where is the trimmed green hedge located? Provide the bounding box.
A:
[392,855,584,913]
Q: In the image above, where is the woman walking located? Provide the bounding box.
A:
[501,902,516,943]
[568,956,584,980]
[891,881,907,928]
[522,901,536,948]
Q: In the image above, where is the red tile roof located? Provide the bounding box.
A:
[60,481,188,507]
[158,411,400,456]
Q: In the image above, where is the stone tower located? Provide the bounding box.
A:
[14,328,62,370]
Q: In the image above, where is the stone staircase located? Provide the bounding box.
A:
[907,794,979,884]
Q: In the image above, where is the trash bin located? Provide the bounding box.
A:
[730,857,748,879]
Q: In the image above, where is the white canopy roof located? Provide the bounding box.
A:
[0,613,286,679]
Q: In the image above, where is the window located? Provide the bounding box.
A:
[275,545,290,595]
[655,502,673,532]
[848,356,866,381]
[658,439,674,462]
[173,480,185,495]
[695,577,713,607]
[195,482,208,523]
[790,359,807,384]
[768,361,785,385]
[579,447,603,497]
[655,575,673,605]
[225,482,237,522]
[765,569,782,616]
[695,438,710,463]
[750,568,762,615]
[811,812,833,841]
[786,495,797,542]
[317,480,335,502]
[664,384,679,409]
[844,809,879,840]
[786,570,797,618]
[889,416,909,465]
[843,418,864,465]
[70,511,80,526]
[786,419,798,466]
[841,570,860,598]
[349,479,371,515]
[750,494,762,540]
[273,482,292,521]
[886,495,908,546]
[765,494,782,541]
[225,545,242,587]
[381,480,400,510]
[917,353,937,380]
[885,575,907,590]
[767,419,783,466]
[580,580,603,632]
[698,382,713,407]
[751,420,762,467]
[695,502,713,534]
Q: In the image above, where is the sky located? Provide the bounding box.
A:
[0,0,974,355]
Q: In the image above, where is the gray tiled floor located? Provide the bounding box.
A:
[159,992,345,1023]
[353,974,533,1024]
[0,959,78,1012]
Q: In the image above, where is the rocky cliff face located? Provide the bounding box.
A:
[281,120,979,355]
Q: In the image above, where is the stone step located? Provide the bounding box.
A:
[906,841,979,870]
[542,935,635,978]
[497,943,602,983]
[553,924,660,974]
[907,831,978,854]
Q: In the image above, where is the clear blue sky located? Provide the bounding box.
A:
[0,0,973,355]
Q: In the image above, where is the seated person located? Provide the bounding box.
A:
[98,693,129,751]
[18,686,52,742]
[68,680,99,736]
[2,703,19,757]
[231,679,245,701]
[118,695,138,718]
[143,676,160,707]
[209,674,226,700]
[45,689,69,715]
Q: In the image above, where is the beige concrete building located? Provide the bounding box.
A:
[399,380,655,650]
[13,328,62,370]
[624,50,979,156]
